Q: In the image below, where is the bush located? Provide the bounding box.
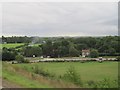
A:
[86,78,118,88]
[90,49,99,58]
[24,59,29,63]
[62,66,82,86]
[23,46,42,57]
[116,56,120,61]
[2,51,15,61]
[69,46,79,57]
[15,54,25,63]
[33,65,55,78]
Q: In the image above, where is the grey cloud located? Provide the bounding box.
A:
[2,2,118,36]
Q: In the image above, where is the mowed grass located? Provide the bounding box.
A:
[15,61,118,82]
[1,43,24,49]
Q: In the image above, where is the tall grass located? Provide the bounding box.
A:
[33,65,56,79]
[85,78,118,88]
[62,66,83,86]
[33,65,118,88]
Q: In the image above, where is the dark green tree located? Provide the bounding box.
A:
[23,46,42,57]
[69,46,79,57]
[90,49,99,58]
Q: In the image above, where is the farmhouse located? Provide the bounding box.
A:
[82,49,90,57]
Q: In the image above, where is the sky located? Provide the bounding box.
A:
[1,2,118,37]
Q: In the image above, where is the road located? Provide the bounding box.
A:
[29,57,117,63]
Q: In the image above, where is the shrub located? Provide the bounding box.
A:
[86,78,118,88]
[116,56,120,61]
[62,66,82,86]
[69,46,79,57]
[90,49,99,58]
[23,46,42,57]
[31,73,36,79]
[2,51,16,61]
[15,54,25,63]
[33,65,55,78]
[24,59,29,63]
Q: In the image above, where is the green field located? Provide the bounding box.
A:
[0,43,40,49]
[33,44,41,46]
[1,43,25,49]
[2,61,118,88]
[15,61,118,82]
[2,63,51,88]
[1,43,41,49]
[2,62,78,88]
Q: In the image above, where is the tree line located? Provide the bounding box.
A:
[1,36,120,61]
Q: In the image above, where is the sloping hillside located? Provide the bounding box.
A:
[2,63,78,88]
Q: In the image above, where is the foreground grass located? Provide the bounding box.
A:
[2,62,78,88]
[0,61,2,77]
[2,63,52,88]
[3,70,50,88]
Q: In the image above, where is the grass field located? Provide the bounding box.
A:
[2,61,118,88]
[2,63,53,88]
[2,62,78,88]
[15,61,118,82]
[1,43,25,49]
[1,43,41,49]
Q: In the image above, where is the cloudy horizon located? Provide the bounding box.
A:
[2,2,118,37]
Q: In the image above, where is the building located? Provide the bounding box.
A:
[82,49,90,57]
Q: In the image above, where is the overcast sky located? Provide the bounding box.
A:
[2,2,118,37]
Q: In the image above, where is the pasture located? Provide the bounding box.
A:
[1,43,24,49]
[15,61,118,82]
[2,61,118,88]
[1,43,41,49]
